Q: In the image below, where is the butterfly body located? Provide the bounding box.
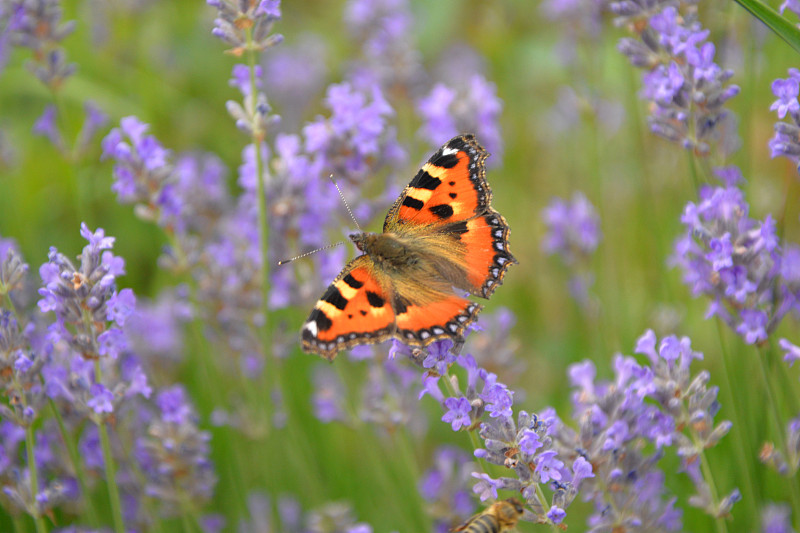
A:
[302,135,516,360]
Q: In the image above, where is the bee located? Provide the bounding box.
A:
[453,498,525,533]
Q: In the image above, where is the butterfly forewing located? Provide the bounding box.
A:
[383,134,490,231]
[301,255,395,360]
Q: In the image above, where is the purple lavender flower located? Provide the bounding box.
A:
[207,0,283,54]
[133,384,216,517]
[344,0,422,95]
[32,105,64,150]
[261,35,328,131]
[75,101,109,152]
[416,75,503,166]
[672,169,798,343]
[542,192,601,306]
[542,192,601,263]
[6,0,76,87]
[442,397,472,431]
[769,69,800,172]
[102,116,172,205]
[546,505,566,525]
[780,339,800,366]
[761,503,794,533]
[359,357,426,435]
[470,472,501,501]
[419,446,476,531]
[311,366,349,424]
[535,450,564,483]
[0,237,28,296]
[615,6,739,155]
[549,330,736,529]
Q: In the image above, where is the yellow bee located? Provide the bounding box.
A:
[453,498,525,533]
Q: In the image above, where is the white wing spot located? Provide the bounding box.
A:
[304,321,318,336]
[441,147,459,156]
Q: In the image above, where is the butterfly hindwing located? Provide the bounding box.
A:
[447,209,517,298]
[384,134,490,231]
[394,293,482,346]
[301,255,396,361]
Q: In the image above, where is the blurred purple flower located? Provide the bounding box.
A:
[416,75,503,166]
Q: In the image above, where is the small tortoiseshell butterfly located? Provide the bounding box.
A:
[301,134,517,360]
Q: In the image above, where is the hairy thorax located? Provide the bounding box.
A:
[349,232,420,272]
[349,231,471,302]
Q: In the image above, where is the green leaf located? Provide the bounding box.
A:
[733,0,800,55]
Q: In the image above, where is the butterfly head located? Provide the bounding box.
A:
[349,232,370,253]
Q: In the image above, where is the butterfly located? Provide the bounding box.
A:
[301,134,517,360]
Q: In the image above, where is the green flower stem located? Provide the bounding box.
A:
[533,482,561,532]
[755,344,800,523]
[713,321,759,527]
[47,397,100,527]
[394,429,433,531]
[94,361,125,533]
[440,369,490,475]
[13,369,47,533]
[243,25,272,339]
[24,425,48,533]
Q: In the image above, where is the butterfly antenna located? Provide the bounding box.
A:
[329,174,362,232]
[277,241,346,266]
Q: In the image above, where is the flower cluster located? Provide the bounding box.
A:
[614,5,740,155]
[672,167,800,344]
[4,0,76,88]
[542,192,602,306]
[261,35,328,131]
[304,81,405,191]
[0,226,217,530]
[766,339,800,476]
[547,330,738,530]
[769,68,800,173]
[409,336,577,526]
[134,385,216,516]
[344,0,423,96]
[419,446,476,532]
[5,0,109,160]
[312,353,428,435]
[208,0,283,56]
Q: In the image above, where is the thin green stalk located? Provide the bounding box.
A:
[533,482,562,532]
[755,344,800,522]
[697,445,728,533]
[394,429,432,531]
[12,514,27,533]
[180,508,196,533]
[47,398,100,527]
[24,425,48,533]
[686,150,701,192]
[94,361,125,533]
[440,369,489,475]
[713,321,759,525]
[243,26,273,361]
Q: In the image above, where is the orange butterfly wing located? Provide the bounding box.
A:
[384,134,490,230]
[387,135,517,298]
[301,255,395,361]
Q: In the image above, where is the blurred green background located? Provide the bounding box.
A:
[2,0,800,531]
